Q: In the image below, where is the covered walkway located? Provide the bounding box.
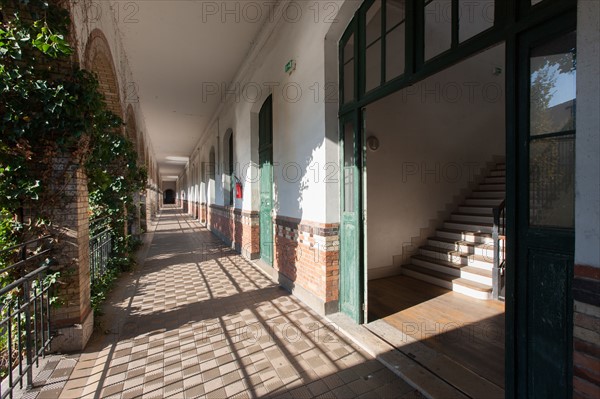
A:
[51,207,419,398]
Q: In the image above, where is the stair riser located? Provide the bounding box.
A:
[411,258,492,284]
[471,191,505,199]
[436,230,494,245]
[461,271,493,286]
[418,248,493,269]
[489,170,506,177]
[450,214,494,224]
[452,283,492,300]
[412,257,461,277]
[402,268,492,299]
[484,177,506,184]
[478,184,506,191]
[427,239,495,259]
[458,206,494,215]
[444,222,493,234]
[465,198,504,207]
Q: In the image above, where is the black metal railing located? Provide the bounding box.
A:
[0,236,56,399]
[89,219,112,287]
[492,200,506,301]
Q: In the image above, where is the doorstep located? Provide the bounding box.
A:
[326,312,480,399]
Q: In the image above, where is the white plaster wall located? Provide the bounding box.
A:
[366,43,506,271]
[576,0,600,267]
[181,0,357,225]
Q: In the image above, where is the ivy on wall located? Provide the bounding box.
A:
[0,0,146,298]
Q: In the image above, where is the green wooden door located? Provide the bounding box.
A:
[513,21,576,398]
[259,96,274,265]
[340,112,363,323]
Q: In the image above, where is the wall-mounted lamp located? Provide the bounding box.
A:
[367,136,380,151]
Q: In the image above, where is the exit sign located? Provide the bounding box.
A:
[285,60,296,75]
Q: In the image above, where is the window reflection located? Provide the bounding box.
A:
[529,31,576,229]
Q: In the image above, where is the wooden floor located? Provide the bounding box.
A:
[368,275,505,389]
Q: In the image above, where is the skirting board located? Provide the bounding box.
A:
[368,264,403,280]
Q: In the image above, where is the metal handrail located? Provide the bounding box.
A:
[0,236,56,399]
[492,199,506,300]
[89,225,112,287]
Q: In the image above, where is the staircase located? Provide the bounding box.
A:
[401,162,506,300]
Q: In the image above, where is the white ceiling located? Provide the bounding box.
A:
[116,1,271,177]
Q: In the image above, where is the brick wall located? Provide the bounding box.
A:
[208,205,259,259]
[201,203,208,224]
[205,206,340,308]
[273,216,340,305]
[573,264,600,399]
[84,29,122,119]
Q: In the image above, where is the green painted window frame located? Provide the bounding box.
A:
[338,1,578,398]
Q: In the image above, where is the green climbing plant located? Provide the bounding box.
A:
[0,0,147,373]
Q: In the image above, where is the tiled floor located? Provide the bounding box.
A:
[53,207,420,398]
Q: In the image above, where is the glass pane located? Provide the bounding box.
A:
[366,39,382,92]
[366,0,382,46]
[531,0,545,6]
[386,24,405,81]
[530,137,574,228]
[530,32,577,136]
[344,122,355,213]
[425,0,452,60]
[343,33,354,63]
[343,34,355,104]
[459,0,494,42]
[386,0,405,29]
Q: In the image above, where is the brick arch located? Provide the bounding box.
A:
[125,105,138,149]
[139,134,147,168]
[84,29,122,118]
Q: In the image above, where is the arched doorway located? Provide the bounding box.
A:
[164,189,175,205]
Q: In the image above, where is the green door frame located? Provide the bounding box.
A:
[259,96,274,266]
[338,0,578,397]
[339,111,364,323]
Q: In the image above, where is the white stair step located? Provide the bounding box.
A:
[453,278,492,300]
[484,176,506,184]
[443,221,493,234]
[436,228,494,244]
[471,191,505,199]
[489,170,506,177]
[458,206,494,215]
[412,254,463,276]
[450,213,494,224]
[427,237,495,258]
[495,163,506,170]
[464,198,504,206]
[402,265,492,299]
[418,246,493,268]
[461,266,493,285]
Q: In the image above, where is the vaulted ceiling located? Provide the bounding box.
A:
[115,1,272,177]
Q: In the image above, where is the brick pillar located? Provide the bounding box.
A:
[146,187,153,224]
[50,157,93,352]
